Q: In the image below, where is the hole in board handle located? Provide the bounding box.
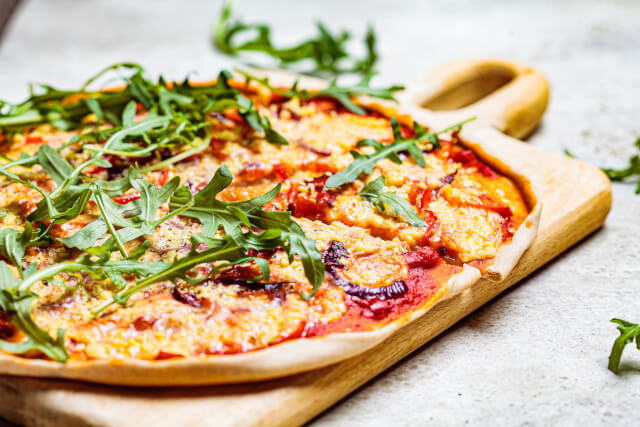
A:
[421,66,516,111]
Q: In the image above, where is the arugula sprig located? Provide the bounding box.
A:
[359,175,426,227]
[0,165,323,361]
[601,137,640,194]
[59,168,193,256]
[91,233,270,316]
[0,262,68,361]
[239,70,403,116]
[95,165,327,315]
[15,104,193,257]
[0,223,40,279]
[325,117,476,189]
[214,0,378,77]
[608,318,640,373]
[170,166,325,296]
[0,63,287,146]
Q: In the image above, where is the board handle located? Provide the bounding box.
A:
[398,59,549,139]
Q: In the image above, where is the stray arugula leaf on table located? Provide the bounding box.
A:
[214,0,378,77]
[601,137,640,194]
[565,137,640,194]
[608,318,640,373]
[359,175,426,227]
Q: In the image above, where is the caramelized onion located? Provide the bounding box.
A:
[0,315,15,340]
[342,279,408,300]
[322,240,408,300]
[297,140,332,156]
[172,287,203,308]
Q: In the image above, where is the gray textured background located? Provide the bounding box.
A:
[0,0,639,426]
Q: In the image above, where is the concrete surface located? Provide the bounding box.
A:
[0,0,639,425]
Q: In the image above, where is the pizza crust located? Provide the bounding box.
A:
[461,126,542,282]
[0,282,451,386]
[0,70,541,386]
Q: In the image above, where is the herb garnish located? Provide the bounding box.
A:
[565,137,640,194]
[0,262,69,361]
[0,163,324,361]
[90,233,272,316]
[325,117,476,189]
[169,165,325,296]
[359,175,426,227]
[0,241,167,362]
[608,318,640,373]
[214,0,378,77]
[239,71,403,116]
[0,63,287,147]
[601,137,640,194]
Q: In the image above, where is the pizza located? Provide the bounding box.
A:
[0,65,540,385]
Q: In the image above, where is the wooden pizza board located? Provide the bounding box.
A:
[0,60,611,427]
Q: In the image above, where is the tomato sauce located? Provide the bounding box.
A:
[303,250,459,336]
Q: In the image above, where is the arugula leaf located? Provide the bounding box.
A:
[16,241,166,295]
[325,117,476,189]
[0,262,68,362]
[354,27,377,76]
[91,233,270,315]
[608,318,640,373]
[27,185,93,224]
[214,0,377,77]
[170,165,276,236]
[59,168,190,255]
[238,70,403,116]
[324,118,425,189]
[0,63,288,147]
[51,106,172,198]
[0,223,36,278]
[170,165,325,296]
[90,169,182,256]
[601,138,640,194]
[57,219,109,251]
[35,145,75,186]
[0,240,165,362]
[359,175,426,227]
[0,64,141,131]
[0,155,62,222]
[232,88,288,145]
[311,75,404,115]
